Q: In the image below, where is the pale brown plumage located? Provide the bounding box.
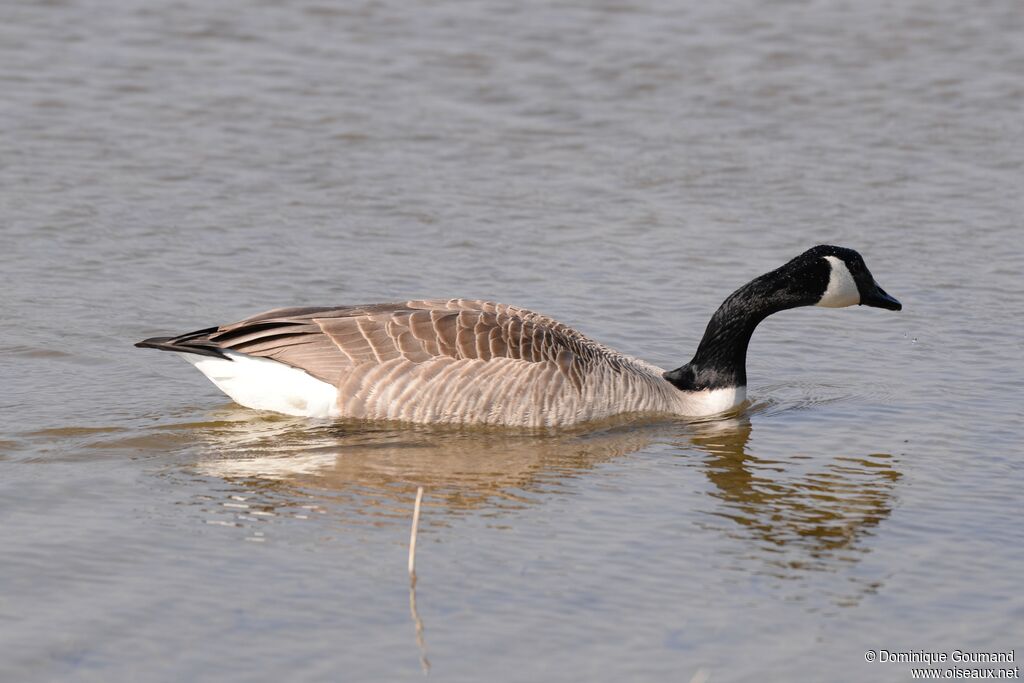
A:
[146,298,688,426]
[193,299,620,386]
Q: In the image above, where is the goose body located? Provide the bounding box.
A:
[137,246,900,427]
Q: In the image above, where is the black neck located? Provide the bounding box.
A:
[663,258,829,392]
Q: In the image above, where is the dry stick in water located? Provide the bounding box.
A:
[409,486,424,577]
[409,571,430,673]
[408,486,429,673]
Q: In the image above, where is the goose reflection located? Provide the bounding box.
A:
[191,407,899,572]
[687,418,901,574]
[193,410,659,519]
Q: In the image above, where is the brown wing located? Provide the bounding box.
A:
[156,299,603,390]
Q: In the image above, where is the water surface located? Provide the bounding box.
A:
[1,0,1022,681]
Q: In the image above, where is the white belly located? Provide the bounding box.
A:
[179,351,341,418]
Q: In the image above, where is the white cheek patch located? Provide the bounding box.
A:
[817,255,860,308]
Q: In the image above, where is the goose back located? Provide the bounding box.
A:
[167,299,683,426]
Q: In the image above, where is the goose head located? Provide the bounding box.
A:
[803,245,902,311]
[664,245,901,396]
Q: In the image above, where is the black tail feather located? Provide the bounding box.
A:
[135,334,231,359]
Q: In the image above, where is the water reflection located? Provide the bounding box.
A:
[192,411,657,519]
[190,408,900,578]
[689,419,901,577]
[183,408,901,658]
[409,572,429,674]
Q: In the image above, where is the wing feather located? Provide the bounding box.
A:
[161,299,628,396]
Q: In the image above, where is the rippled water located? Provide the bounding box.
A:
[2,0,1022,681]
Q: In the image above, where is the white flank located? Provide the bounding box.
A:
[178,351,340,418]
[817,255,860,308]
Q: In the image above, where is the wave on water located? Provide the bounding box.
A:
[751,380,898,417]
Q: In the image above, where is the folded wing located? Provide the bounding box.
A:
[151,299,610,392]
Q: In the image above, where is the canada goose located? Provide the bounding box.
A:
[136,245,901,427]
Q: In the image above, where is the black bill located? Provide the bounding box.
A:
[861,282,902,311]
